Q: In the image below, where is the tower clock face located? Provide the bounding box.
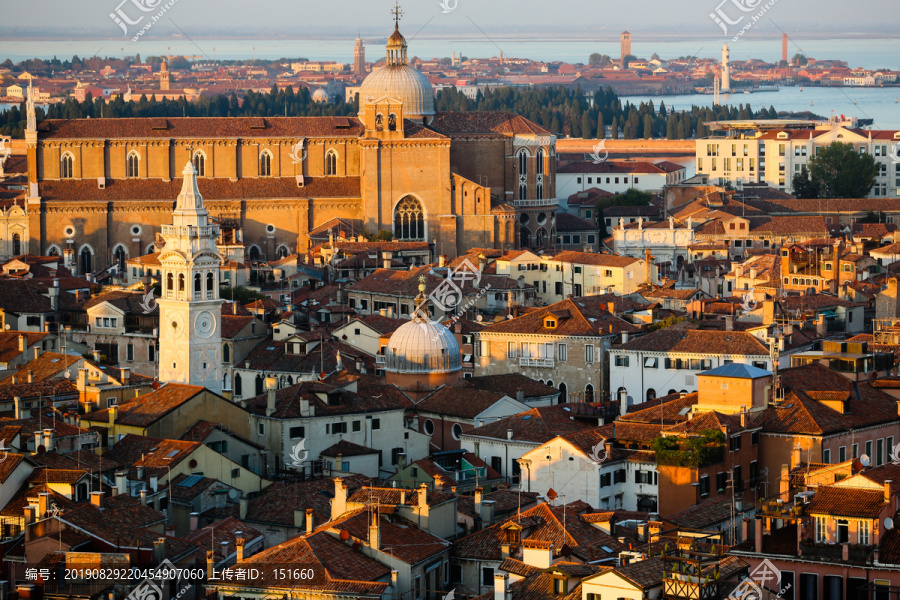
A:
[195,311,217,339]
[170,313,186,339]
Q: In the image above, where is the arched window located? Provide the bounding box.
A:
[223,344,230,364]
[255,375,264,396]
[394,196,425,241]
[126,151,140,178]
[61,153,74,179]
[520,228,531,248]
[325,149,337,176]
[12,233,21,256]
[178,273,185,292]
[276,245,289,259]
[194,273,201,293]
[517,149,528,200]
[79,246,92,274]
[558,382,567,404]
[192,151,206,177]
[536,148,544,200]
[259,150,272,177]
[47,245,60,257]
[388,113,397,131]
[375,113,384,131]
[248,245,261,261]
[234,373,242,396]
[207,272,215,293]
[647,388,657,402]
[167,273,174,291]
[113,246,126,271]
[585,384,595,403]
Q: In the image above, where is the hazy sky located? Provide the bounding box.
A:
[4,0,897,37]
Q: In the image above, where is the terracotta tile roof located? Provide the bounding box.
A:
[0,331,49,364]
[84,383,206,428]
[168,472,219,501]
[556,213,599,232]
[453,502,628,562]
[752,363,900,435]
[667,495,738,529]
[348,265,528,297]
[558,160,682,175]
[415,384,522,419]
[330,509,450,565]
[430,111,550,136]
[0,482,77,517]
[179,419,263,449]
[0,379,78,403]
[482,296,639,337]
[620,393,699,426]
[0,453,26,483]
[320,439,379,457]
[307,217,365,240]
[346,485,455,508]
[243,379,409,419]
[0,279,78,314]
[238,336,372,376]
[312,240,430,255]
[221,315,255,339]
[38,175,360,202]
[81,290,158,314]
[185,516,264,562]
[808,486,885,518]
[551,251,642,268]
[616,556,666,588]
[464,404,598,444]
[59,495,168,545]
[615,328,769,356]
[219,476,370,527]
[103,434,201,479]
[39,116,366,140]
[0,352,82,383]
[26,467,88,485]
[0,411,92,439]
[641,286,702,301]
[457,489,541,519]
[217,525,389,595]
[662,410,747,436]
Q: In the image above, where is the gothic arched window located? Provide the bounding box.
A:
[234,373,242,396]
[194,273,201,293]
[79,246,92,274]
[259,150,272,177]
[12,233,21,256]
[61,153,74,179]
[207,272,215,294]
[394,196,425,241]
[325,149,337,176]
[535,148,544,200]
[126,151,140,178]
[192,151,206,177]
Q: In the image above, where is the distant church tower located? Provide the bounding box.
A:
[159,61,171,91]
[721,44,732,92]
[157,161,224,393]
[620,31,632,64]
[354,34,366,76]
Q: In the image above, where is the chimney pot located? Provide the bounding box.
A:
[90,491,104,508]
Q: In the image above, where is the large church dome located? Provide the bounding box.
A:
[357,19,434,123]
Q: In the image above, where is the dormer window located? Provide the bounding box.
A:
[506,528,520,545]
[544,317,557,329]
[553,577,567,594]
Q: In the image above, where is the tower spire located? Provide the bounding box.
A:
[26,79,36,133]
[172,161,208,227]
[391,1,403,29]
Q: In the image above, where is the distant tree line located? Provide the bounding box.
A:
[0,85,357,137]
[434,84,778,140]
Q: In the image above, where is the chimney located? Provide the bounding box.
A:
[382,251,393,270]
[139,489,147,506]
[265,377,277,416]
[108,405,118,429]
[780,464,790,502]
[14,396,23,419]
[417,483,429,518]
[792,444,802,469]
[17,334,26,353]
[136,465,145,480]
[153,538,166,564]
[438,255,445,268]
[236,537,245,562]
[755,518,763,553]
[494,573,510,600]
[886,480,893,504]
[33,430,41,453]
[76,368,89,392]
[516,390,524,403]
[116,471,127,495]
[93,350,101,362]
[206,551,214,580]
[38,493,50,517]
[150,475,158,492]
[369,509,380,551]
[474,487,483,520]
[621,331,629,344]
[293,508,305,529]
[648,521,662,543]
[27,370,33,383]
[239,496,249,520]
[306,508,314,534]
[482,500,496,526]
[331,478,348,520]
[190,512,199,531]
[725,315,734,331]
[90,491,103,508]
[121,367,130,384]
[23,504,36,527]
[507,428,514,440]
[740,405,747,428]
[33,346,41,360]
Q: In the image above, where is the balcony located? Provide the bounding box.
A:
[519,357,554,368]
[663,577,719,600]
[375,354,385,366]
[799,541,871,564]
[513,197,559,208]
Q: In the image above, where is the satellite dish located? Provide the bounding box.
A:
[861,454,871,467]
[4,324,9,330]
[64,370,71,379]
[476,315,483,322]
[228,489,240,500]
[886,517,894,531]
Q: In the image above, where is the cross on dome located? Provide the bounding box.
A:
[391,1,403,28]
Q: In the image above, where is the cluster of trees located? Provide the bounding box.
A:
[1,55,309,76]
[0,85,357,137]
[595,188,655,235]
[434,84,777,140]
[791,142,878,199]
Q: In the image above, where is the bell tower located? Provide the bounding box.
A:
[157,161,224,393]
